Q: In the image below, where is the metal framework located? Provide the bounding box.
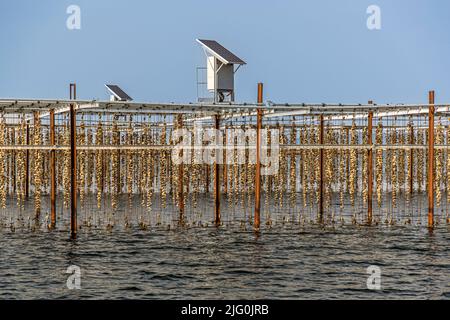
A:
[0,88,448,239]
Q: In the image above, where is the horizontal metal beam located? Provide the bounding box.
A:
[2,98,450,114]
[0,144,443,151]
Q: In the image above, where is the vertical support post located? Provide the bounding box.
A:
[177,114,185,221]
[70,83,77,239]
[214,115,221,226]
[318,114,324,223]
[428,90,435,228]
[213,58,218,103]
[25,123,30,199]
[50,109,56,229]
[367,108,374,224]
[254,83,263,230]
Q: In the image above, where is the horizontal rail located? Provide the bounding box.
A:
[0,144,445,151]
[3,98,450,114]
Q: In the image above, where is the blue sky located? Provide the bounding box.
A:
[0,0,449,104]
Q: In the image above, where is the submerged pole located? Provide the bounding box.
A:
[254,83,263,230]
[214,115,221,226]
[428,90,435,228]
[367,108,374,224]
[70,83,77,239]
[50,109,56,229]
[318,114,324,223]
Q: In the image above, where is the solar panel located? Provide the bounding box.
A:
[105,84,133,101]
[196,39,246,65]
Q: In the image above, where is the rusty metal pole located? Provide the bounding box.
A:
[428,90,435,228]
[70,84,77,239]
[367,108,374,224]
[50,109,56,229]
[214,115,221,226]
[254,83,263,230]
[318,114,324,223]
[177,115,185,221]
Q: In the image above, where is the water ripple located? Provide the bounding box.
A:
[0,225,448,299]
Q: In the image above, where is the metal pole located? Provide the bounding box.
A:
[318,114,324,223]
[367,109,374,224]
[254,83,263,230]
[428,90,435,228]
[50,109,56,228]
[70,84,77,239]
[214,115,220,226]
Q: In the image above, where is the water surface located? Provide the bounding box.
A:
[0,223,448,299]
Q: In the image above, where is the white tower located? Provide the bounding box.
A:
[196,39,246,103]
